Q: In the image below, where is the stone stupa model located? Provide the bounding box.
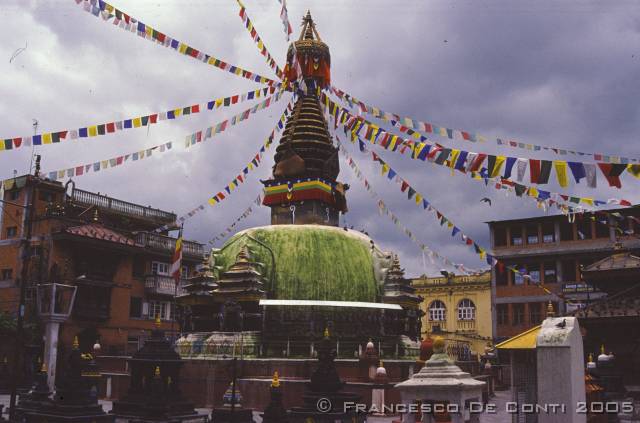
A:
[288,328,365,423]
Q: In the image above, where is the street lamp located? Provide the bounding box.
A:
[36,283,77,391]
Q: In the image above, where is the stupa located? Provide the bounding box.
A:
[111,318,199,422]
[177,11,422,360]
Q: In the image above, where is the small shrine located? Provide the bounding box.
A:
[111,318,201,422]
[261,372,288,423]
[211,245,266,332]
[288,328,365,423]
[21,337,114,423]
[382,255,424,342]
[210,359,254,423]
[14,362,53,420]
[177,252,219,332]
[395,337,485,423]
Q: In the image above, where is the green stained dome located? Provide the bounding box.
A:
[213,225,391,303]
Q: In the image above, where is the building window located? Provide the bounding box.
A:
[496,266,508,286]
[595,219,610,238]
[542,222,555,243]
[526,225,539,244]
[529,303,542,325]
[559,221,574,241]
[181,266,189,279]
[8,190,20,201]
[543,261,557,283]
[38,190,55,203]
[457,299,476,320]
[512,304,525,326]
[1,269,13,280]
[148,300,166,320]
[497,304,508,325]
[129,297,143,318]
[561,260,577,282]
[576,219,592,240]
[126,336,140,354]
[151,261,169,276]
[514,270,525,285]
[428,300,447,321]
[528,264,541,284]
[5,226,18,238]
[494,227,507,247]
[510,227,523,246]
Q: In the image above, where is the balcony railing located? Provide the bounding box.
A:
[456,319,476,332]
[145,274,185,296]
[71,188,176,224]
[135,232,204,258]
[426,321,446,333]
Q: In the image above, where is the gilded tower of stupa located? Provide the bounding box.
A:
[262,12,348,226]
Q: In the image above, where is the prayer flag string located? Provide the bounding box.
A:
[208,194,262,245]
[154,102,292,232]
[23,92,292,183]
[330,86,640,165]
[236,0,284,79]
[322,92,636,202]
[276,0,293,41]
[0,85,283,153]
[338,139,480,275]
[73,0,279,86]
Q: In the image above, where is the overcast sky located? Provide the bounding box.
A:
[1,0,639,277]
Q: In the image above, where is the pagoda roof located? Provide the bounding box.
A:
[582,252,640,273]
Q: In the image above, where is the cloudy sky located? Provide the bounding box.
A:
[1,0,639,277]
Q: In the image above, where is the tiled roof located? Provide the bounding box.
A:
[573,283,640,319]
[65,224,136,246]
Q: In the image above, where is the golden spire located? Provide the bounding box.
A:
[271,371,280,388]
[155,315,161,327]
[154,366,161,378]
[167,376,172,386]
[588,353,594,363]
[73,336,79,349]
[600,344,605,354]
[379,360,384,368]
[40,361,47,373]
[323,327,330,338]
[546,301,555,317]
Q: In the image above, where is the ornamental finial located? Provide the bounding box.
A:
[154,366,161,378]
[73,336,79,349]
[272,371,280,388]
[155,315,161,327]
[324,327,330,338]
[546,301,555,317]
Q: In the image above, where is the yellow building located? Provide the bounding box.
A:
[412,270,492,356]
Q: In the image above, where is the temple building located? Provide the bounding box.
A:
[177,12,423,359]
[412,270,492,357]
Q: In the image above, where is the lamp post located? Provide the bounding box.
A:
[35,283,77,391]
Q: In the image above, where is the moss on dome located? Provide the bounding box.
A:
[214,225,391,303]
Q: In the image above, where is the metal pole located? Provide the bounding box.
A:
[230,357,237,422]
[9,162,38,421]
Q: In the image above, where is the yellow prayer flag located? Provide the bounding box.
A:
[554,161,569,188]
[208,57,216,65]
[490,156,506,178]
[101,160,108,168]
[208,198,217,206]
[448,150,461,169]
[133,118,142,128]
[381,164,390,175]
[42,133,53,144]
[415,193,422,205]
[235,68,242,75]
[179,43,188,54]
[174,109,182,117]
[215,99,223,108]
[627,164,640,179]
[145,27,152,37]
[257,40,264,50]
[447,221,453,229]
[480,250,486,260]
[582,198,594,206]
[248,162,254,170]
[57,170,65,178]
[229,181,237,191]
[411,132,421,140]
[528,187,538,198]
[88,126,98,137]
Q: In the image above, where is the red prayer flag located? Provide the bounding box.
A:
[106,122,116,133]
[75,166,84,175]
[529,159,541,183]
[149,114,158,124]
[191,105,200,114]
